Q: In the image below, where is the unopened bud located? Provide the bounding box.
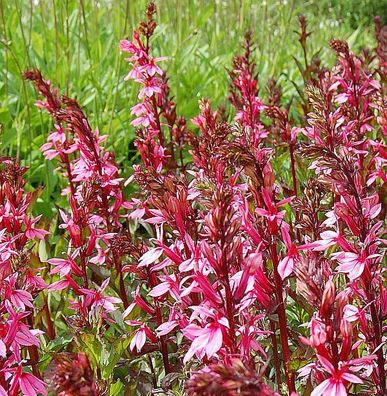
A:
[320,279,335,317]
[340,318,353,338]
[330,39,349,55]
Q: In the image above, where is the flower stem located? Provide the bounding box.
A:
[289,143,298,197]
[368,288,386,392]
[269,320,282,388]
[147,268,170,374]
[270,243,295,393]
[43,297,56,340]
[114,258,129,308]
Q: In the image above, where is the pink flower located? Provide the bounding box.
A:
[0,340,6,357]
[194,272,222,305]
[7,364,47,396]
[278,226,298,279]
[302,230,340,251]
[130,325,147,352]
[183,316,229,363]
[123,294,155,318]
[48,253,83,277]
[239,199,263,245]
[311,355,363,396]
[5,275,34,311]
[148,274,181,300]
[58,210,82,247]
[155,321,179,336]
[25,222,49,240]
[300,318,327,348]
[128,322,157,352]
[138,82,162,99]
[3,305,41,351]
[343,304,360,322]
[361,194,382,219]
[138,247,163,267]
[255,188,292,225]
[278,225,313,279]
[8,288,34,311]
[80,278,122,314]
[332,250,380,280]
[47,276,80,292]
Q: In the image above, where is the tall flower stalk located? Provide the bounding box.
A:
[0,158,47,396]
[298,39,386,394]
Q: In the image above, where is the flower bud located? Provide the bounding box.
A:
[319,279,335,318]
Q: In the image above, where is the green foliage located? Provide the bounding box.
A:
[0,0,376,178]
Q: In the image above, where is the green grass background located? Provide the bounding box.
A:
[0,0,384,213]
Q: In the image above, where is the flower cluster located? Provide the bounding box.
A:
[296,40,386,394]
[117,6,386,396]
[15,4,386,396]
[185,359,279,396]
[0,158,47,396]
[120,2,188,172]
[24,70,128,323]
[44,353,98,396]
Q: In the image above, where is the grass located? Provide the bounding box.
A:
[0,0,382,204]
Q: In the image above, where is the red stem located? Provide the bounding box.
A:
[289,143,298,197]
[0,364,7,391]
[43,297,56,340]
[219,233,237,353]
[270,243,295,393]
[269,320,282,388]
[85,131,129,308]
[223,275,237,353]
[369,301,386,392]
[151,95,165,147]
[348,177,386,392]
[114,259,129,308]
[80,250,89,288]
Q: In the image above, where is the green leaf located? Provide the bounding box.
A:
[109,380,123,396]
[46,334,74,353]
[79,333,102,370]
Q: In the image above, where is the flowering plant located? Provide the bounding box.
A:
[12,3,386,395]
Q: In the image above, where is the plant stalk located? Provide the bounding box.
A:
[270,243,295,393]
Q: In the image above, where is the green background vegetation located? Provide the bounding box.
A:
[0,0,384,213]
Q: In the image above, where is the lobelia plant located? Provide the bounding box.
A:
[0,157,48,396]
[23,70,131,394]
[118,5,386,395]
[296,39,386,395]
[16,3,385,395]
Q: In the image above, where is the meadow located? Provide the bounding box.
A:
[1,0,382,192]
